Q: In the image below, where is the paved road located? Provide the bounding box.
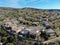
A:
[43,37,60,44]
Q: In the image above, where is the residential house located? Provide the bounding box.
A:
[2,18,26,35]
[42,21,53,29]
[56,15,60,19]
[18,30,29,37]
[36,16,43,21]
[32,22,39,26]
[2,18,12,30]
[44,29,56,37]
[18,17,25,23]
[42,21,49,26]
[48,16,56,21]
[11,18,19,24]
[25,26,44,39]
[41,29,56,40]
[16,25,26,33]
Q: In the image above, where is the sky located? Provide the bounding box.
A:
[0,0,60,9]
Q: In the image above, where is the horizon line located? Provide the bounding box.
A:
[0,6,60,9]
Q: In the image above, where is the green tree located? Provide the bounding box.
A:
[6,43,14,45]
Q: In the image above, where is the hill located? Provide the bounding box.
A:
[0,7,60,45]
[0,7,60,25]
